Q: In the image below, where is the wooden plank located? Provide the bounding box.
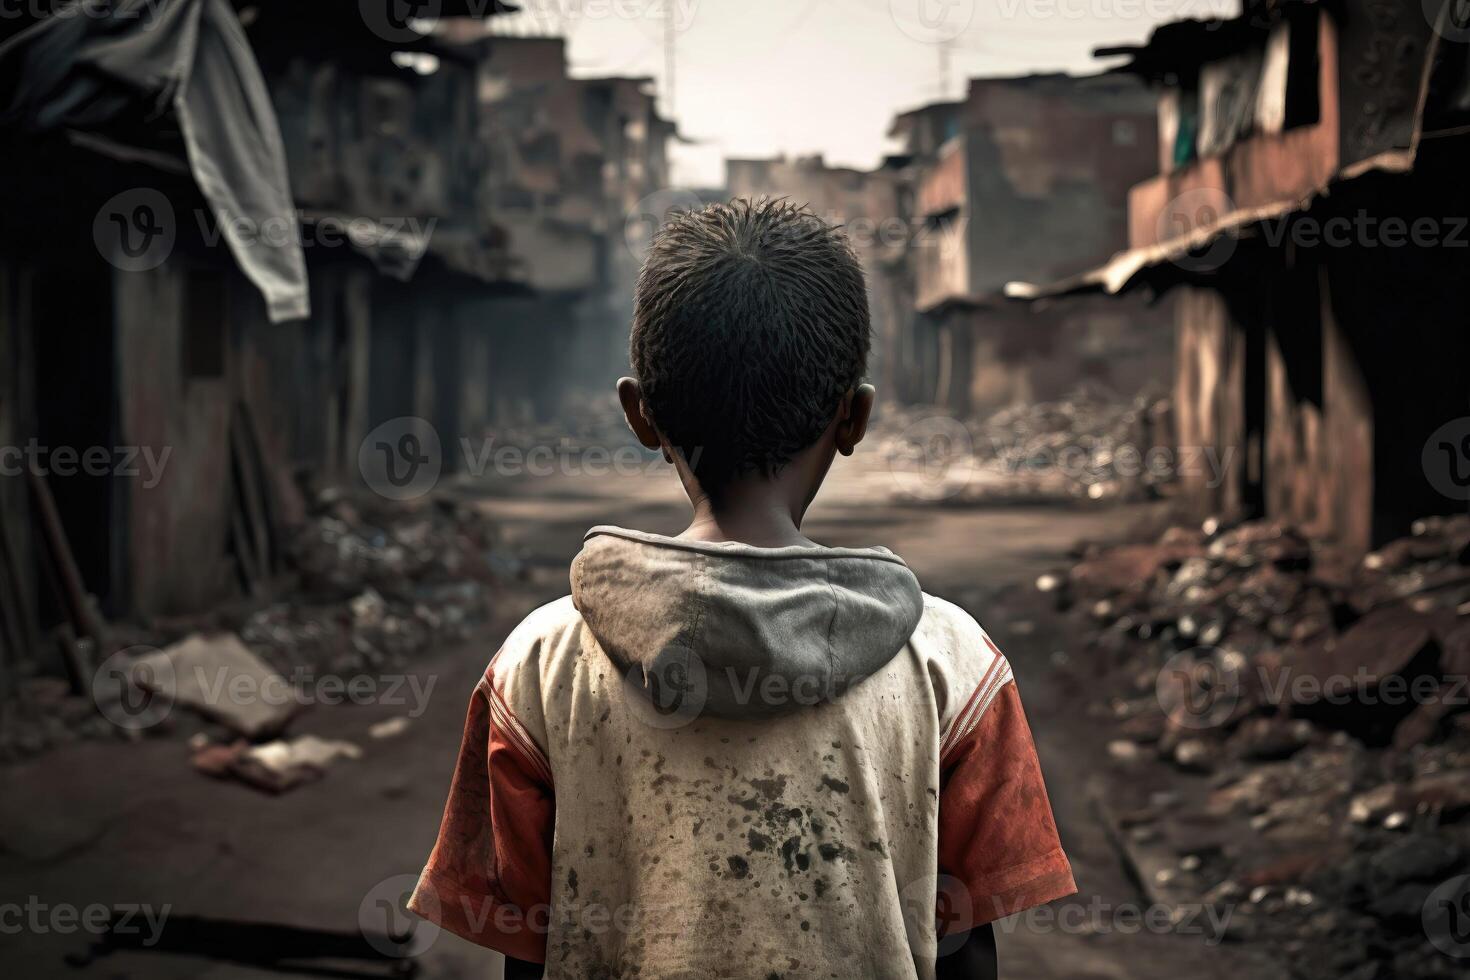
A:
[0,515,34,700]
[234,402,285,574]
[229,406,273,582]
[25,470,107,673]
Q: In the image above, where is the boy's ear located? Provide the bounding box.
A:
[617,377,663,451]
[835,384,876,457]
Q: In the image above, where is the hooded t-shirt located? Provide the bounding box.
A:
[410,526,1075,979]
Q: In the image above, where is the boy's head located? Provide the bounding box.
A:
[620,198,874,501]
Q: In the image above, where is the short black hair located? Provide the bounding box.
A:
[630,198,870,489]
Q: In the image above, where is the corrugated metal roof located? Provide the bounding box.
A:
[1004,148,1418,301]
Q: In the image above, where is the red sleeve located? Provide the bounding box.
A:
[938,664,1076,929]
[409,671,555,963]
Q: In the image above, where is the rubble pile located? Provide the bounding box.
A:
[224,491,507,677]
[0,489,515,763]
[883,384,1173,504]
[975,384,1173,502]
[260,491,510,675]
[1052,514,1470,978]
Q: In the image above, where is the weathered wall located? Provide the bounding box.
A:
[960,292,1173,418]
[1172,286,1246,520]
[114,263,235,617]
[964,75,1158,299]
[1318,274,1374,556]
[912,140,969,313]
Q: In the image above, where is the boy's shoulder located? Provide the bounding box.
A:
[915,592,990,649]
[480,596,582,707]
[467,595,586,758]
[500,594,584,652]
[912,592,1015,738]
[914,592,1008,676]
[489,594,583,666]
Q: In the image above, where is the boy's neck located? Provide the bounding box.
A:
[680,504,816,549]
[678,476,819,549]
[671,441,836,549]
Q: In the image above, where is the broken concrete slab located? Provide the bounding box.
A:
[132,633,299,739]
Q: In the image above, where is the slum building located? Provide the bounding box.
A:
[444,33,679,426]
[581,73,681,393]
[881,101,963,406]
[0,0,319,633]
[0,1,511,687]
[1014,0,1470,557]
[251,6,528,468]
[895,73,1172,417]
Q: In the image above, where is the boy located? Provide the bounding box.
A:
[409,199,1075,979]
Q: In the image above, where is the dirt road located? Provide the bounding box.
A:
[0,448,1284,979]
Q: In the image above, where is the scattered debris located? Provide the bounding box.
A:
[1056,514,1470,979]
[368,716,411,740]
[1,485,509,763]
[193,734,362,795]
[883,384,1173,504]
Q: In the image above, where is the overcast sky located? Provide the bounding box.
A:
[490,0,1240,186]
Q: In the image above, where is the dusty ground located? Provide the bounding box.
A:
[0,445,1287,979]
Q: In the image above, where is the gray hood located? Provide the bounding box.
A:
[570,526,924,720]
